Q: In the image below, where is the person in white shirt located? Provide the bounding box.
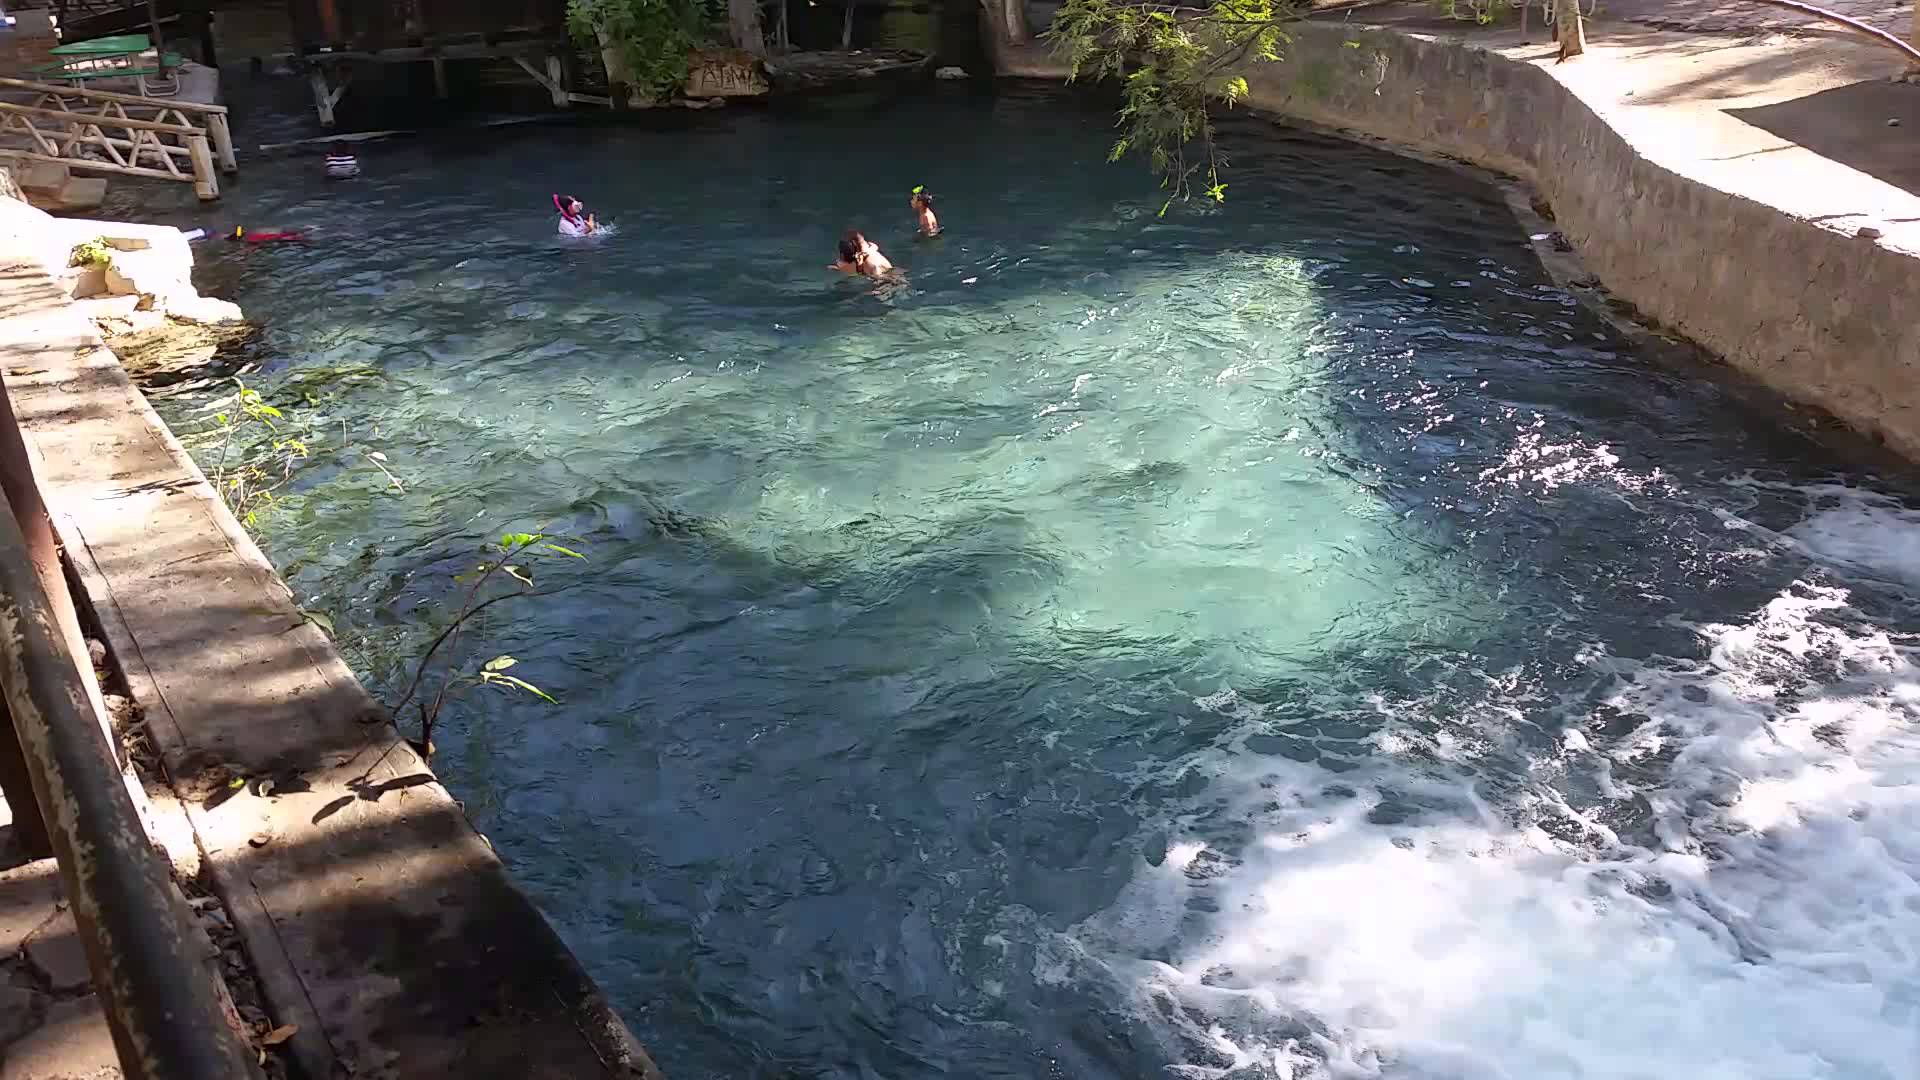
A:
[554,193,596,236]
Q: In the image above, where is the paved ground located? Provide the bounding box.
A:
[1604,0,1909,37]
[0,802,122,1080]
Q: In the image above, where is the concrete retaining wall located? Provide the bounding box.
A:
[993,24,1920,458]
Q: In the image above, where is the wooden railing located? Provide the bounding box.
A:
[0,76,235,200]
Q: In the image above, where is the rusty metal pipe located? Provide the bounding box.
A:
[0,495,259,1080]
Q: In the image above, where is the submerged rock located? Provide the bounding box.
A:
[935,66,969,80]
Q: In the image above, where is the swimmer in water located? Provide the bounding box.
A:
[910,188,940,237]
[829,228,894,279]
[231,226,309,245]
[554,193,596,236]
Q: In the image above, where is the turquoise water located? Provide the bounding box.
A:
[143,86,1920,1078]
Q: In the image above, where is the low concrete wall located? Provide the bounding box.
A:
[992,25,1920,458]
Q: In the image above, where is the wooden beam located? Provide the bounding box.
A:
[0,77,228,116]
[187,134,217,200]
[511,55,564,100]
[207,113,236,173]
[308,66,350,127]
[432,58,449,99]
[0,148,197,186]
[545,54,568,108]
[0,101,200,136]
[302,40,561,63]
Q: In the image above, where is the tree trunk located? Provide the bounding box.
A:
[981,0,1031,44]
[731,0,767,57]
[594,25,647,108]
[1553,0,1585,59]
[841,0,857,49]
[776,0,790,51]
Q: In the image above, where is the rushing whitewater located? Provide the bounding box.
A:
[141,85,1920,1078]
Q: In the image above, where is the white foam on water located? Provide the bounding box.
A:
[1784,485,1920,590]
[1066,578,1920,1079]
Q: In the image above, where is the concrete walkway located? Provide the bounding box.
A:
[0,195,660,1077]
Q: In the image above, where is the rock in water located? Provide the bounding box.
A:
[935,66,969,80]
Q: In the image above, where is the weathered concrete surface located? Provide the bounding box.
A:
[2,998,120,1080]
[0,201,660,1077]
[0,856,119,1080]
[993,14,1920,458]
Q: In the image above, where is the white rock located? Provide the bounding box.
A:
[168,295,246,326]
[935,66,969,80]
[102,247,192,308]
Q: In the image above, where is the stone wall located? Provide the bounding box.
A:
[990,26,1920,459]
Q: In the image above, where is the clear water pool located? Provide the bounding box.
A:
[139,84,1920,1079]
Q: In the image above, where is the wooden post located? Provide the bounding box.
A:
[308,65,349,127]
[196,8,219,69]
[545,54,568,107]
[309,67,336,126]
[432,57,449,99]
[207,112,236,173]
[188,133,218,199]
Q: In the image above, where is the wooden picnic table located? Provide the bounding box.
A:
[32,37,183,97]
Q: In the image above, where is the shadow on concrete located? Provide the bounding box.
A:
[1626,39,1854,105]
[1728,79,1920,197]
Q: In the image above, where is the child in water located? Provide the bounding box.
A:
[554,193,596,236]
[910,188,940,237]
[829,229,894,279]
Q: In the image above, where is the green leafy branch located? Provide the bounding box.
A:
[1047,0,1304,207]
[386,531,586,756]
[566,0,720,100]
[192,372,395,529]
[204,380,309,529]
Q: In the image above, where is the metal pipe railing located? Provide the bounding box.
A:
[0,476,259,1077]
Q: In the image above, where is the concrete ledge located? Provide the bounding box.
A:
[0,200,661,1078]
[993,17,1920,458]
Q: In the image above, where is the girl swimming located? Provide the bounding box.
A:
[554,193,597,236]
[829,229,894,279]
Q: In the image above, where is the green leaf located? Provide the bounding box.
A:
[912,184,924,194]
[298,609,335,634]
[229,775,246,789]
[498,532,539,550]
[540,543,585,559]
[1343,39,1361,47]
[482,655,517,672]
